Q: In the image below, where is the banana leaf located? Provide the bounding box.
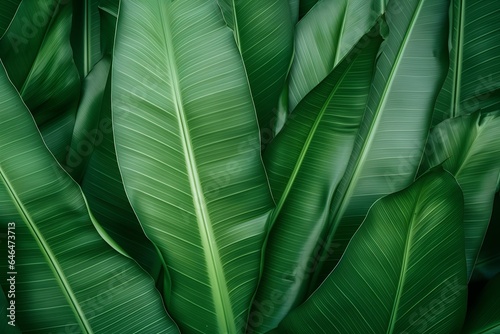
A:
[274,169,467,334]
[420,111,500,278]
[310,0,450,289]
[71,0,102,78]
[433,0,500,126]
[249,28,383,334]
[288,0,384,111]
[0,0,80,163]
[462,274,500,333]
[0,0,21,37]
[98,0,118,55]
[218,0,294,136]
[112,1,275,333]
[298,0,318,19]
[65,56,163,280]
[0,61,179,333]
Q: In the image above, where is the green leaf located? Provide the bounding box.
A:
[71,0,102,78]
[0,62,179,334]
[112,1,275,333]
[472,193,500,282]
[218,0,294,135]
[462,274,500,334]
[0,0,80,163]
[310,0,450,288]
[433,0,500,126]
[98,0,119,55]
[288,0,384,111]
[275,169,468,334]
[248,29,383,333]
[0,0,21,37]
[289,0,300,24]
[65,56,163,280]
[420,111,500,278]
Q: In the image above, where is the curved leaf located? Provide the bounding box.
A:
[310,0,450,288]
[0,0,20,37]
[66,56,163,279]
[275,169,467,334]
[421,111,500,278]
[0,0,80,162]
[0,62,179,334]
[288,0,384,111]
[98,0,119,55]
[218,0,294,135]
[433,0,500,126]
[248,29,383,333]
[112,1,274,333]
[462,274,500,334]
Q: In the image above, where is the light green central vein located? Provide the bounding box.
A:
[0,167,92,334]
[158,2,235,332]
[310,0,427,288]
[386,187,421,333]
[270,59,356,228]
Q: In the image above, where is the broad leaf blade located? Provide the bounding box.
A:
[0,0,80,162]
[275,169,467,334]
[0,0,20,37]
[249,30,383,333]
[0,62,178,334]
[311,0,450,288]
[288,0,384,111]
[112,1,274,332]
[218,0,294,136]
[433,0,500,126]
[462,274,500,333]
[421,111,500,278]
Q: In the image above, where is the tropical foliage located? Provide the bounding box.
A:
[0,0,499,333]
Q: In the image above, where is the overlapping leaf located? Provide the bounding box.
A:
[288,0,384,111]
[462,274,500,333]
[0,62,179,334]
[249,29,383,333]
[0,0,80,163]
[433,0,500,126]
[420,111,500,278]
[112,1,275,332]
[218,0,294,135]
[0,0,21,37]
[274,169,467,334]
[310,0,450,288]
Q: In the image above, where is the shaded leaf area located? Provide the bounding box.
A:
[420,111,500,278]
[288,0,384,111]
[71,0,102,78]
[65,56,164,280]
[462,274,500,333]
[472,193,500,282]
[310,0,450,288]
[112,1,274,333]
[0,0,21,37]
[0,0,80,163]
[274,169,467,334]
[218,0,294,136]
[0,289,21,334]
[298,0,318,19]
[97,0,118,56]
[250,29,383,334]
[0,62,179,334]
[433,0,500,126]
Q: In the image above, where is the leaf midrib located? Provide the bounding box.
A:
[157,2,235,332]
[270,59,356,226]
[450,0,465,118]
[0,167,92,333]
